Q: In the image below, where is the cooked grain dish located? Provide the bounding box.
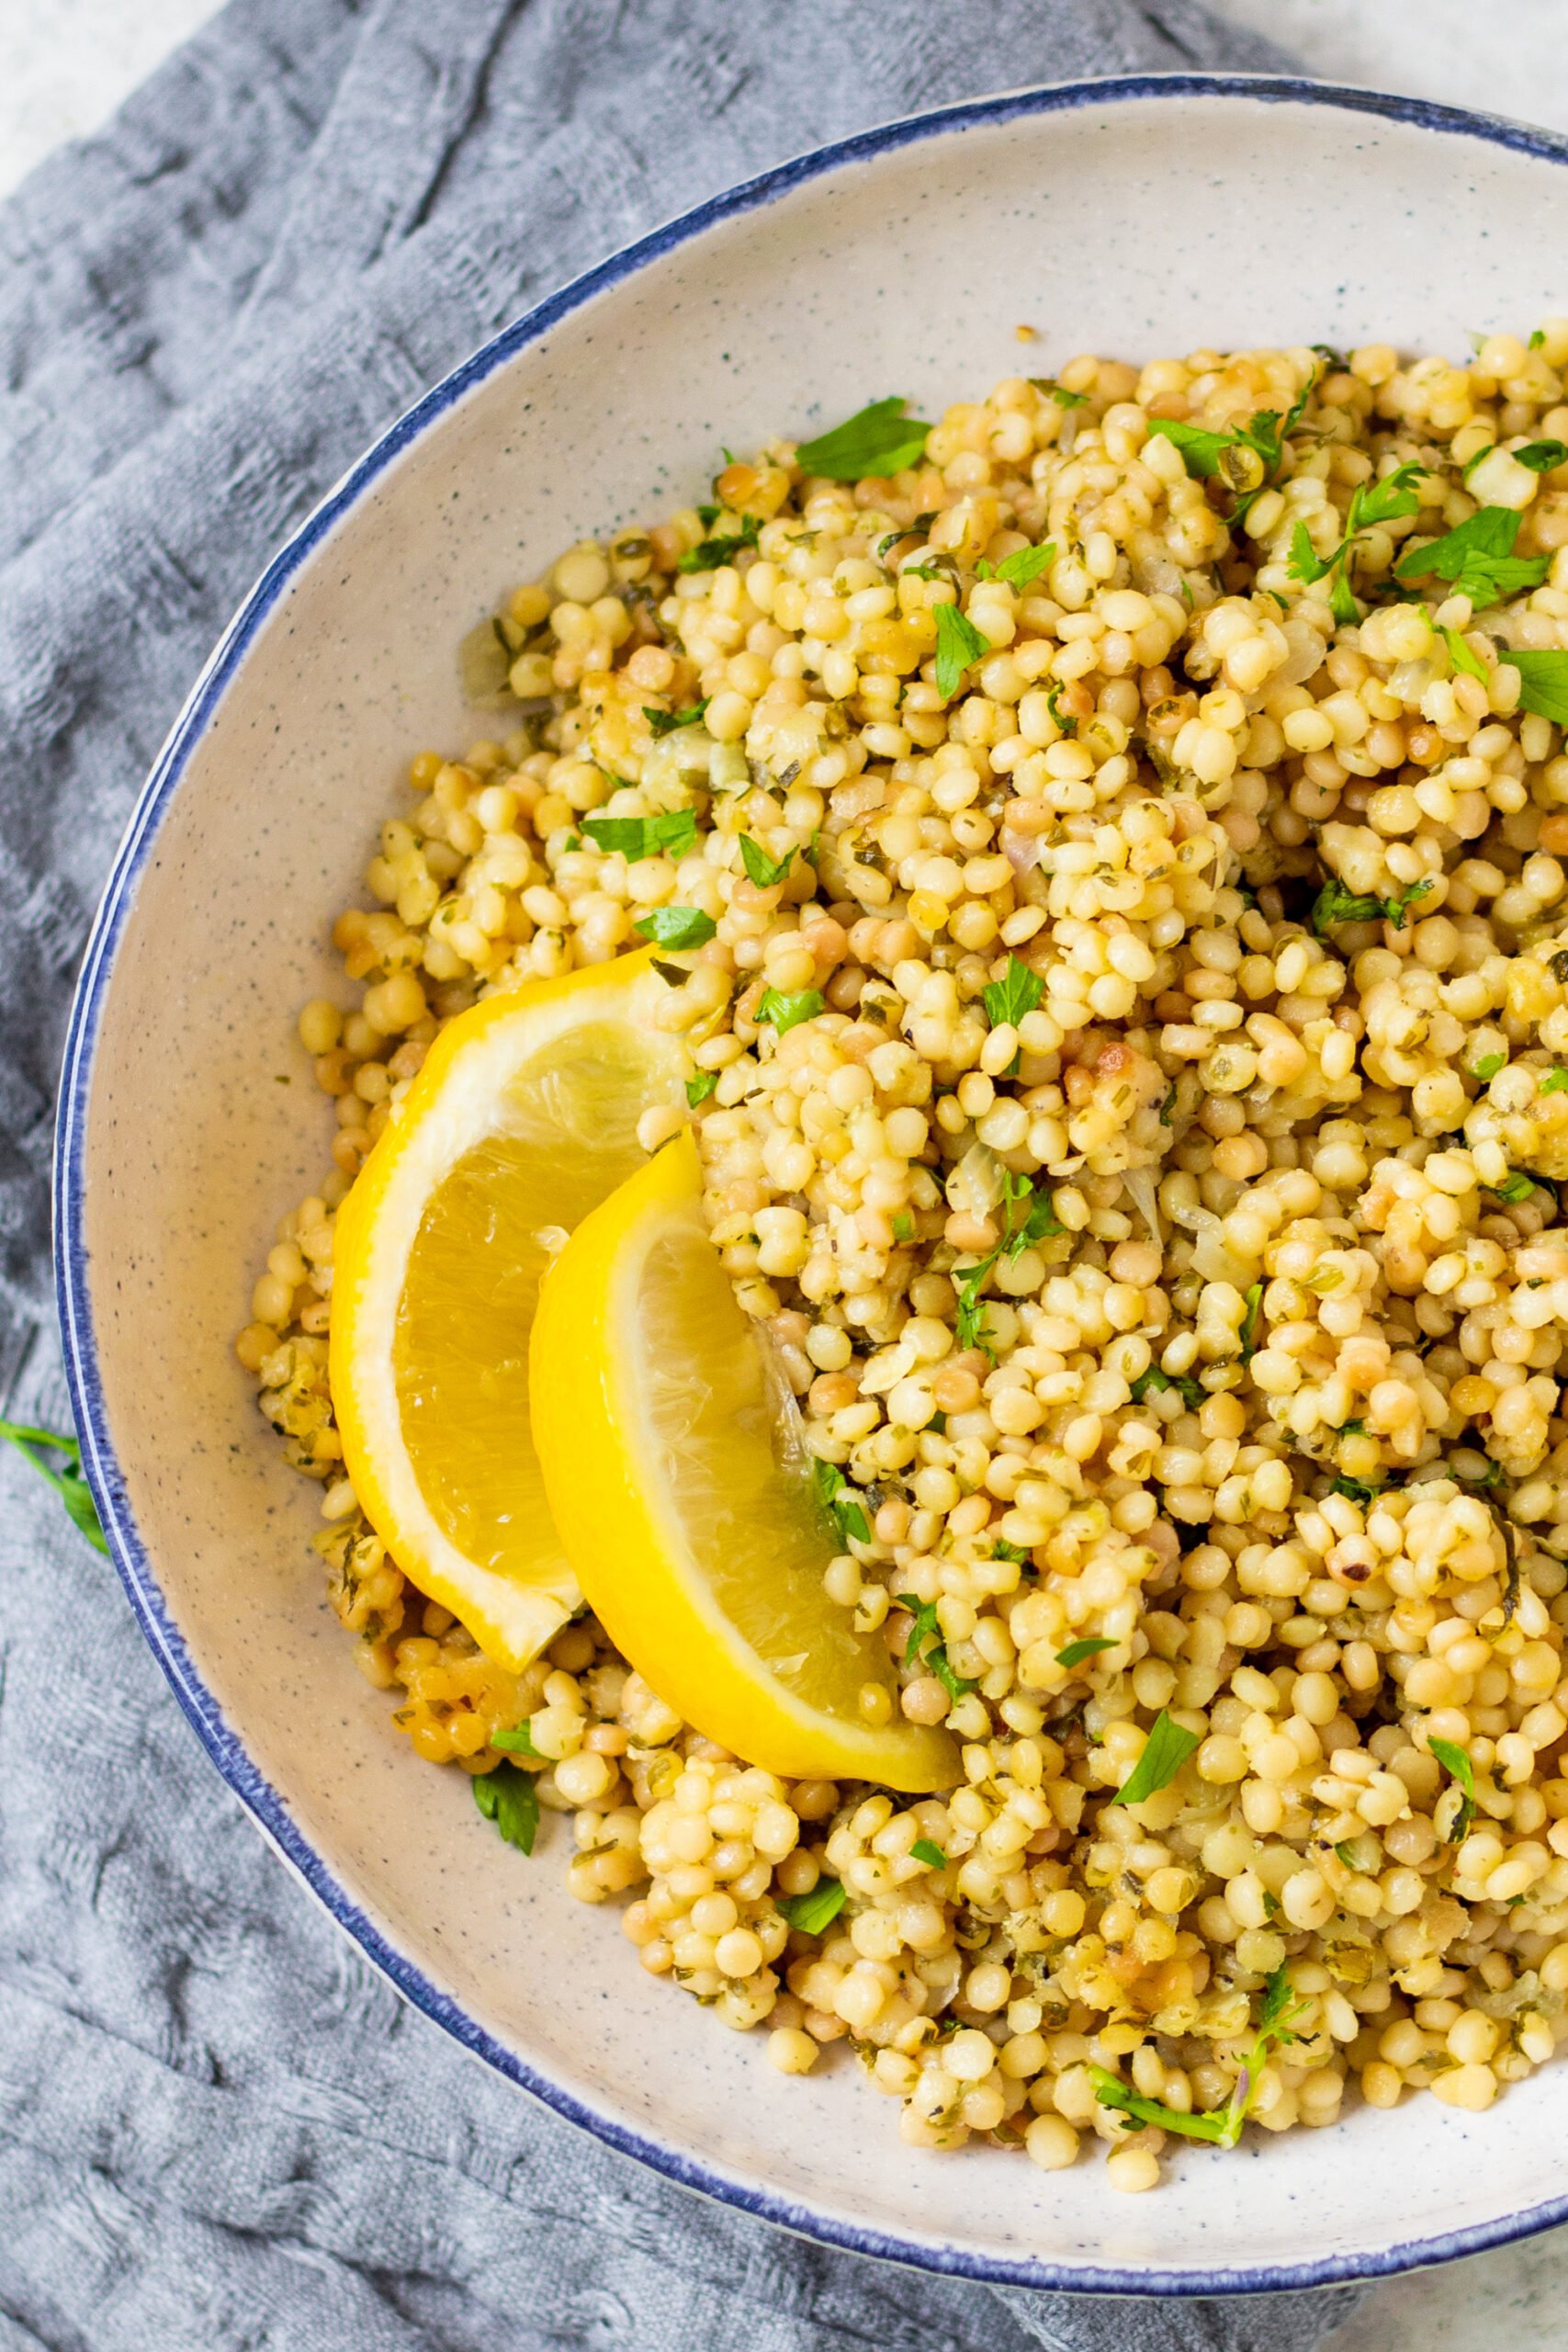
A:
[240,328,1568,2188]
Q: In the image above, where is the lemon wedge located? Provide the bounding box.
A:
[330,949,685,1672]
[530,1130,959,1791]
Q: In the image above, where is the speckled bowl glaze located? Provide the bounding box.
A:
[55,74,1568,2294]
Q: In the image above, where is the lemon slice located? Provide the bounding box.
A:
[330,950,685,1672]
[530,1130,959,1791]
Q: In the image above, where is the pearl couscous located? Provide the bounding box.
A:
[242,329,1568,2183]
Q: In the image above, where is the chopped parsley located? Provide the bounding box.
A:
[1090,1963,1305,2148]
[739,837,795,889]
[1128,1365,1203,1410]
[795,398,932,481]
[1147,380,1314,526]
[991,1538,1030,1564]
[1485,1170,1556,1206]
[909,1838,948,1870]
[982,954,1043,1031]
[756,987,824,1035]
[1517,438,1568,471]
[643,699,711,737]
[0,1419,107,1553]
[1427,1736,1476,1841]
[1442,626,1489,682]
[1057,1636,1118,1668]
[1472,1053,1506,1083]
[473,1760,539,1855]
[1327,1474,1382,1506]
[1288,462,1427,624]
[813,1455,871,1547]
[1031,379,1089,408]
[677,514,761,573]
[933,602,992,698]
[892,1211,915,1242]
[895,1592,977,1702]
[1310,875,1433,935]
[685,1070,719,1107]
[1045,681,1077,736]
[976,540,1056,591]
[1539,1060,1568,1094]
[1239,1282,1264,1360]
[634,906,717,950]
[491,1722,541,1757]
[876,511,939,557]
[1499,648,1568,724]
[1108,1708,1201,1806]
[1394,503,1551,608]
[1531,330,1548,350]
[778,1878,848,1934]
[953,1171,1063,1358]
[582,808,697,862]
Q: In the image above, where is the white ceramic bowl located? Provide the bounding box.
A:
[56,74,1568,2295]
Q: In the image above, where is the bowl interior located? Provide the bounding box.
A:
[62,80,1568,2290]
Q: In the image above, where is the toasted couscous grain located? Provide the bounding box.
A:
[243,328,1568,2182]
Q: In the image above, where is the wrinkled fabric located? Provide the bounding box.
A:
[0,1,1371,2345]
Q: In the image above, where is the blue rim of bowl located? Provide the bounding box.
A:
[53,70,1568,2296]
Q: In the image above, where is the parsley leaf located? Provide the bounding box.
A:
[891,1211,915,1242]
[1031,379,1089,408]
[1427,1736,1476,1841]
[1385,878,1434,930]
[1328,1473,1383,1505]
[1310,875,1432,935]
[910,1838,948,1869]
[491,1722,541,1757]
[1442,626,1490,681]
[1090,1962,1304,2148]
[982,954,1043,1031]
[1472,1052,1506,1081]
[1057,1635,1118,1668]
[582,808,697,863]
[1129,1364,1203,1410]
[1146,417,1234,479]
[756,987,824,1035]
[634,906,716,950]
[1499,648,1568,724]
[895,1590,977,1702]
[1515,439,1568,472]
[778,1877,848,1934]
[643,699,711,737]
[677,514,761,573]
[1239,1282,1264,1360]
[473,1760,540,1855]
[1394,504,1550,607]
[813,1455,871,1547]
[1542,1064,1568,1095]
[933,602,992,699]
[1109,1709,1201,1806]
[686,1070,719,1107]
[1289,464,1427,617]
[739,837,795,889]
[796,398,931,481]
[991,1538,1030,1564]
[0,1419,107,1554]
[976,540,1056,592]
[951,1171,1061,1358]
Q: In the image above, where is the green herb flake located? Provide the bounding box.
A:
[933,602,992,699]
[1089,1962,1305,2149]
[909,1838,948,1870]
[582,808,697,864]
[1334,1841,1366,1871]
[1394,504,1551,608]
[491,1722,541,1758]
[894,1590,977,1702]
[891,1212,915,1242]
[1442,626,1490,682]
[676,514,761,574]
[1031,379,1089,408]
[1045,681,1077,736]
[473,1760,540,1855]
[0,1419,107,1554]
[1515,439,1568,472]
[685,1070,720,1108]
[1428,1736,1476,1841]
[982,954,1044,1031]
[1327,1473,1383,1505]
[634,906,717,951]
[1108,1709,1201,1807]
[1311,875,1432,936]
[1472,1052,1507,1083]
[1541,1063,1568,1095]
[1239,1282,1264,1361]
[1485,1170,1554,1206]
[977,539,1056,592]
[739,836,796,890]
[756,986,824,1035]
[1531,330,1548,350]
[990,1538,1030,1565]
[1128,1365,1203,1411]
[1500,648,1568,724]
[643,699,711,737]
[778,1877,849,1934]
[813,1455,871,1547]
[1145,417,1235,480]
[1057,1636,1118,1668]
[795,398,932,481]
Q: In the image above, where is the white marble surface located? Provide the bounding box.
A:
[7,2,1568,2346]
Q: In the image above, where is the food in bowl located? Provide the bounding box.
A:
[238,327,1568,2190]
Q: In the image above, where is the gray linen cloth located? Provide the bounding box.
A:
[0,2,1371,2345]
